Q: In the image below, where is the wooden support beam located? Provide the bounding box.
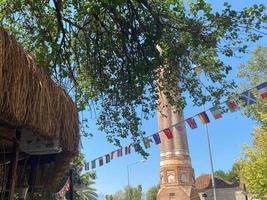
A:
[28,157,38,200]
[5,129,21,200]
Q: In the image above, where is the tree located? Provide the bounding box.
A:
[146,185,159,200]
[214,163,240,184]
[238,46,267,129]
[108,185,143,200]
[237,46,267,199]
[238,128,267,199]
[0,1,266,154]
[105,195,114,200]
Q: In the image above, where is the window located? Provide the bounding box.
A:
[169,193,175,200]
[167,171,175,183]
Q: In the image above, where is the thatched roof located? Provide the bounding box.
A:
[0,27,80,186]
[0,26,79,153]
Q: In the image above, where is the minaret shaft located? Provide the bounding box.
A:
[157,87,199,200]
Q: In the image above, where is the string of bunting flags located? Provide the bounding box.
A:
[55,178,70,198]
[84,82,267,171]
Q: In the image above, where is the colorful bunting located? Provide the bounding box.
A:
[226,100,239,112]
[186,117,197,129]
[111,151,116,160]
[125,144,131,155]
[256,82,267,99]
[83,82,266,171]
[209,108,222,119]
[175,123,184,132]
[85,162,90,171]
[152,133,161,144]
[163,128,173,139]
[91,160,96,169]
[99,157,104,166]
[198,111,210,124]
[117,148,123,157]
[105,154,111,163]
[143,137,152,148]
[55,178,70,198]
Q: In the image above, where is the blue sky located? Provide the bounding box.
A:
[81,0,267,198]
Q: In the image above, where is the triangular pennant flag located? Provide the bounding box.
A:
[85,162,90,171]
[99,157,104,166]
[163,128,173,139]
[152,133,161,144]
[117,148,123,157]
[198,111,210,124]
[210,107,222,119]
[105,154,111,163]
[91,160,96,169]
[111,151,116,160]
[186,117,198,129]
[256,82,267,99]
[125,144,131,155]
[143,137,152,148]
[175,123,183,132]
[239,90,256,106]
[226,100,239,112]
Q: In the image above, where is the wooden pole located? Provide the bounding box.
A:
[28,157,38,200]
[69,168,74,200]
[6,129,21,200]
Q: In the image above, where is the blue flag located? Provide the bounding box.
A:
[152,133,161,145]
[239,90,256,106]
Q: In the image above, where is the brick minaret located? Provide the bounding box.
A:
[157,88,200,200]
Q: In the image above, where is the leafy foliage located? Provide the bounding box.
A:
[146,184,159,200]
[214,163,240,184]
[238,128,267,199]
[106,185,143,200]
[237,46,267,199]
[0,1,267,154]
[238,46,267,129]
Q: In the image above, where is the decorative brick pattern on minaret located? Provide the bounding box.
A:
[157,87,200,200]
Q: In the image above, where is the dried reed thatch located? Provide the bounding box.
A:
[0,27,80,185]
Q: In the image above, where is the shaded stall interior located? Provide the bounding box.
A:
[0,27,80,199]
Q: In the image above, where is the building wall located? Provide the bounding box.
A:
[198,188,254,200]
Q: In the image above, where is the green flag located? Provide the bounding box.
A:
[91,160,96,169]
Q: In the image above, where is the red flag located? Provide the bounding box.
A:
[256,82,267,99]
[125,144,131,155]
[226,100,239,112]
[210,108,222,119]
[186,117,197,129]
[163,128,173,139]
[117,148,123,157]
